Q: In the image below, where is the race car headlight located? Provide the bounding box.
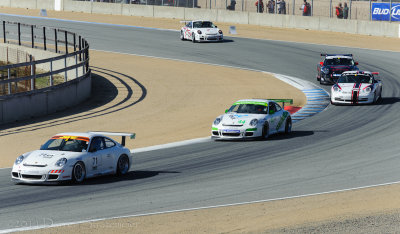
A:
[250,119,258,127]
[15,155,24,165]
[322,67,329,74]
[213,118,221,125]
[363,86,372,93]
[333,86,341,92]
[197,30,202,34]
[218,30,223,34]
[55,158,67,167]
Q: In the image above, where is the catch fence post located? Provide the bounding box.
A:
[31,25,34,48]
[30,55,35,91]
[55,29,58,53]
[43,27,47,50]
[65,31,68,54]
[18,23,21,45]
[50,60,53,86]
[3,21,5,43]
[7,68,11,95]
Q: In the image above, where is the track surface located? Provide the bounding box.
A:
[1,15,400,230]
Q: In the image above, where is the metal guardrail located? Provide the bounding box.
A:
[0,21,90,96]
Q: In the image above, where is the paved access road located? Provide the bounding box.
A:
[0,14,400,231]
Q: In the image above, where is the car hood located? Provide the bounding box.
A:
[337,83,371,91]
[197,28,219,34]
[22,150,83,166]
[325,65,354,71]
[220,113,264,126]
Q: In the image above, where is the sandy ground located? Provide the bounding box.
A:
[0,51,305,167]
[0,6,399,234]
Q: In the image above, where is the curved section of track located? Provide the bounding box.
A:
[0,15,400,231]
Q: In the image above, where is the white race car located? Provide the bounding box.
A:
[211,99,292,139]
[11,131,135,184]
[180,20,223,43]
[331,71,382,105]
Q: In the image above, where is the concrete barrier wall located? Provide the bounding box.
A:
[216,10,248,24]
[0,0,10,7]
[10,0,36,9]
[122,4,153,17]
[0,73,91,123]
[37,0,54,10]
[0,43,89,124]
[184,8,218,22]
[0,0,398,38]
[154,5,184,19]
[63,0,91,13]
[92,2,122,15]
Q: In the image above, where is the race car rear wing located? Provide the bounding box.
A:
[268,99,293,108]
[88,131,135,146]
[321,53,353,57]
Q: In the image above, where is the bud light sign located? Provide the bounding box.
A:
[372,3,400,21]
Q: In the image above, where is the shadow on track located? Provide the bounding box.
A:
[380,97,400,105]
[14,171,180,187]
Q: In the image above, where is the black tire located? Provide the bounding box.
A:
[116,155,130,176]
[261,123,269,139]
[72,161,86,184]
[192,33,196,43]
[284,117,292,134]
[180,31,184,41]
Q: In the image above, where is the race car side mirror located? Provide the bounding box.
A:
[319,62,323,66]
[355,62,359,65]
[225,109,229,113]
[269,110,275,114]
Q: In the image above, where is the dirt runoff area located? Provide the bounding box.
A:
[0,6,399,234]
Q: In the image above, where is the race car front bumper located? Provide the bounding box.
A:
[199,34,223,41]
[331,92,374,104]
[11,164,72,184]
[211,127,259,139]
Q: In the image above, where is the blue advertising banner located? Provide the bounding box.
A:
[372,3,400,21]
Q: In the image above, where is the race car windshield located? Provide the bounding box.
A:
[325,58,354,66]
[193,21,215,28]
[228,104,267,114]
[40,138,88,152]
[338,75,372,83]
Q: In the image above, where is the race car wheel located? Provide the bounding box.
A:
[261,123,269,139]
[117,155,130,176]
[192,33,196,43]
[72,161,86,183]
[180,31,184,40]
[284,117,292,134]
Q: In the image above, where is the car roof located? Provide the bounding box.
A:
[193,20,211,22]
[325,55,353,59]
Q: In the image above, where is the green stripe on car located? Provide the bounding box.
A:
[246,128,257,132]
[276,112,288,130]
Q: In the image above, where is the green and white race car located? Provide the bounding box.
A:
[211,99,292,139]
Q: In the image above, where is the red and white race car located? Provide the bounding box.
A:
[331,71,383,105]
[180,20,223,43]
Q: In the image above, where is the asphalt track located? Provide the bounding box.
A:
[1,14,400,231]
